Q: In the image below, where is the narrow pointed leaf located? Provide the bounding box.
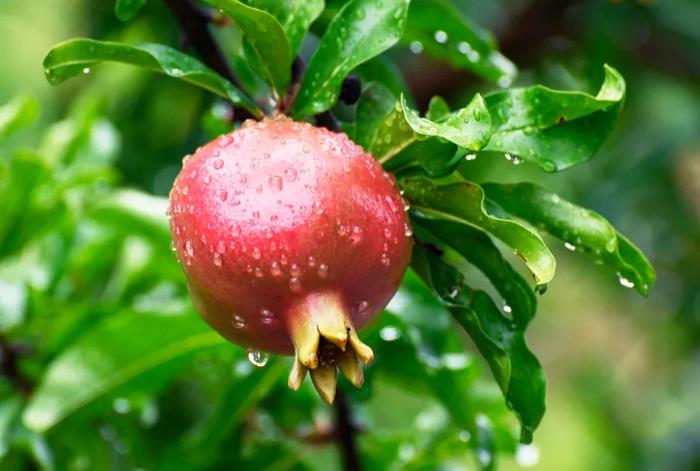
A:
[43,39,260,115]
[411,243,546,443]
[292,0,410,116]
[23,310,225,432]
[402,0,517,84]
[249,0,324,56]
[203,0,291,92]
[484,64,625,172]
[402,178,556,286]
[483,182,655,295]
[114,0,147,21]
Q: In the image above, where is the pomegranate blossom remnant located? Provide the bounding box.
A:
[169,116,413,403]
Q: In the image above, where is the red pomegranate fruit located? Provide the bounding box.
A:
[168,116,413,403]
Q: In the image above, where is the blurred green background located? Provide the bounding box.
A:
[0,0,699,469]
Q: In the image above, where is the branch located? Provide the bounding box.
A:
[334,390,363,471]
[162,0,254,120]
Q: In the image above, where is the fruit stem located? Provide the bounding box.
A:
[334,390,363,471]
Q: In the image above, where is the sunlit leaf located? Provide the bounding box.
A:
[483,182,655,295]
[114,0,147,21]
[402,0,517,84]
[23,310,226,432]
[412,243,546,443]
[484,64,625,172]
[249,0,324,56]
[402,178,556,286]
[43,39,261,116]
[292,0,410,116]
[203,0,291,93]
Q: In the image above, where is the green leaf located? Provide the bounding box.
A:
[43,39,260,116]
[353,57,413,105]
[413,217,537,328]
[114,0,147,21]
[22,310,225,432]
[411,243,546,443]
[203,0,291,93]
[292,0,410,116]
[0,95,39,140]
[402,178,556,286]
[402,0,517,84]
[399,93,491,151]
[351,82,398,151]
[484,64,626,172]
[482,182,655,295]
[248,0,324,56]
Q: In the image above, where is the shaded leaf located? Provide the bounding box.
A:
[351,82,398,151]
[203,0,291,93]
[114,0,147,21]
[484,64,625,172]
[483,182,655,295]
[22,310,225,432]
[402,0,517,84]
[411,243,546,443]
[414,216,537,327]
[249,0,324,56]
[292,0,410,116]
[0,95,39,140]
[43,39,260,115]
[402,178,556,286]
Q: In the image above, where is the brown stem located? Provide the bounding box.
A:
[334,390,363,471]
[162,0,255,120]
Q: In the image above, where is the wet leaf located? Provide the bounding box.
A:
[412,243,546,443]
[43,39,260,116]
[203,0,291,93]
[402,0,517,84]
[483,182,655,295]
[402,178,556,286]
[249,0,324,56]
[484,64,625,172]
[292,0,410,116]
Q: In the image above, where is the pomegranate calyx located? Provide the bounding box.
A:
[287,291,373,404]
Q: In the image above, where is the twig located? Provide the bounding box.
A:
[334,390,363,471]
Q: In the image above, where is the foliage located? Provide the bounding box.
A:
[2,0,688,469]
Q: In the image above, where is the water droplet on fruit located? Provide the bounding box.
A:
[185,240,194,257]
[404,223,413,237]
[182,185,189,195]
[307,256,317,267]
[384,227,392,239]
[213,252,223,267]
[350,226,363,244]
[254,267,264,278]
[252,247,261,259]
[302,145,310,153]
[313,202,324,215]
[247,349,269,367]
[269,175,283,192]
[358,300,369,313]
[284,168,297,182]
[232,315,245,328]
[263,152,271,159]
[213,159,224,169]
[617,272,635,288]
[385,195,398,212]
[380,326,401,341]
[280,254,288,265]
[289,277,302,292]
[217,189,228,202]
[260,309,274,324]
[203,175,212,185]
[290,263,301,277]
[217,240,226,254]
[318,264,329,278]
[337,225,348,236]
[252,210,260,218]
[270,261,282,277]
[231,224,241,236]
[218,135,233,147]
[380,253,391,266]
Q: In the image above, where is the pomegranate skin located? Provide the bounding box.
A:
[169,117,412,356]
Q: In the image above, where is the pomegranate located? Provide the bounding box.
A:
[168,116,412,403]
